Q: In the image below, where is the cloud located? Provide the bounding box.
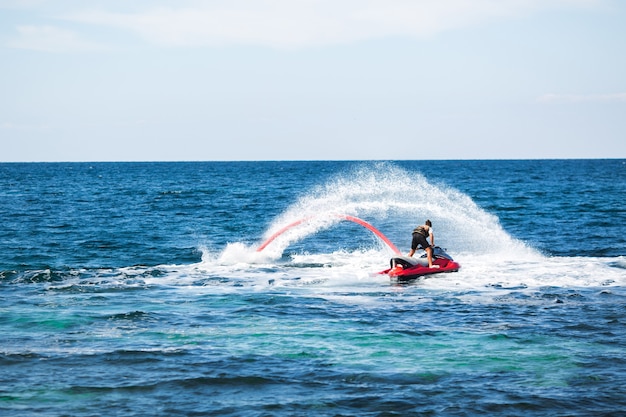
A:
[1,121,51,131]
[538,93,626,103]
[64,0,605,49]
[6,25,107,53]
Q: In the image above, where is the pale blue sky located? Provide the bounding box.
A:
[1,0,625,162]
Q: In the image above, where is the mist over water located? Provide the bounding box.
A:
[210,162,622,293]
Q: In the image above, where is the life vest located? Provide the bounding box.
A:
[412,225,430,237]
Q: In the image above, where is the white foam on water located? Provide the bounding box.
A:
[80,163,624,297]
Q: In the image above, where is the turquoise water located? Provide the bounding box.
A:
[1,160,625,416]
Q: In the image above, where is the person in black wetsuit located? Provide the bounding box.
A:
[408,219,439,268]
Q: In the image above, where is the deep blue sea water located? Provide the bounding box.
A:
[1,160,625,416]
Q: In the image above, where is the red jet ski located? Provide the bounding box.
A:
[380,246,460,282]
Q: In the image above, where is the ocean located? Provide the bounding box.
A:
[1,159,625,416]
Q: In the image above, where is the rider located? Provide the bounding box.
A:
[408,219,438,268]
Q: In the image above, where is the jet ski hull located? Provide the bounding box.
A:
[380,247,460,282]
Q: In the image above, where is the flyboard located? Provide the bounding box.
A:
[255,214,460,281]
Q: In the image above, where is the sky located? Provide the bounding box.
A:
[1,0,625,162]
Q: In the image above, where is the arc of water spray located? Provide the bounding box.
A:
[255,214,401,255]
